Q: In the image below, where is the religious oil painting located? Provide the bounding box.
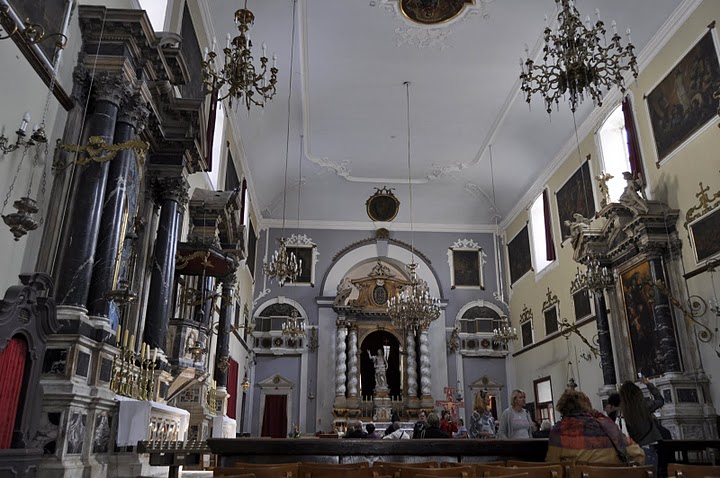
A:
[521,319,534,348]
[448,242,485,289]
[508,226,532,285]
[572,289,594,322]
[286,246,314,286]
[556,161,596,241]
[620,260,662,377]
[646,31,720,163]
[689,207,720,264]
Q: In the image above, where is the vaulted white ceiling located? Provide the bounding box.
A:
[206,0,687,231]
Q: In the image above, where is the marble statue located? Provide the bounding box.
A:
[368,348,388,390]
[619,171,649,215]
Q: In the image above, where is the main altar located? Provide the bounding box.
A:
[331,260,438,429]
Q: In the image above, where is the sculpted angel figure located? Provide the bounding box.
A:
[618,172,649,215]
[333,277,353,306]
[564,213,592,251]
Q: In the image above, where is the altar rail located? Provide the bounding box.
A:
[207,438,549,466]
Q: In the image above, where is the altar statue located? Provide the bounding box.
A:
[368,349,388,389]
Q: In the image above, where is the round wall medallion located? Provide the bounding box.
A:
[366,187,400,222]
[373,285,389,305]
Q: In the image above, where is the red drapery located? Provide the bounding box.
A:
[0,336,28,448]
[542,189,556,261]
[227,358,239,420]
[261,395,287,438]
[622,96,645,182]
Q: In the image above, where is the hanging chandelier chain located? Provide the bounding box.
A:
[1,146,29,216]
[404,81,415,261]
[281,0,298,234]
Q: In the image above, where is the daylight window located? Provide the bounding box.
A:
[529,193,552,273]
[597,105,631,203]
[138,0,168,31]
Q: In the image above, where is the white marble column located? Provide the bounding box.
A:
[335,319,347,397]
[419,329,432,398]
[406,329,418,397]
[347,325,359,398]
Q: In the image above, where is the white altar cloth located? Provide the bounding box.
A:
[116,396,190,446]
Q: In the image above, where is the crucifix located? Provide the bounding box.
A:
[435,386,464,420]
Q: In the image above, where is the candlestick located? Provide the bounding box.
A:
[129,334,135,351]
[152,347,158,362]
[116,324,122,346]
[140,342,146,359]
[123,329,129,348]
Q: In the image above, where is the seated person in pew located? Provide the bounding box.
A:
[546,389,644,464]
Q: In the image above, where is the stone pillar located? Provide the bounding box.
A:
[593,289,617,386]
[54,72,128,312]
[214,273,236,388]
[648,257,682,373]
[419,329,432,403]
[347,324,358,398]
[406,328,418,400]
[87,91,149,320]
[143,175,189,353]
[335,319,347,400]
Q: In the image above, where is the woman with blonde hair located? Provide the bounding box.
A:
[498,389,534,439]
[469,392,496,438]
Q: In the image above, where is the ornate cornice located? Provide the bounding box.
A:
[118,90,150,132]
[92,72,131,107]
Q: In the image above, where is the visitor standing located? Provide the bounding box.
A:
[498,389,534,439]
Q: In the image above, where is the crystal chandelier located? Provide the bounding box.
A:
[263,0,300,287]
[282,309,306,338]
[264,237,301,286]
[493,316,518,345]
[386,82,441,331]
[571,255,614,292]
[201,0,278,111]
[520,0,638,114]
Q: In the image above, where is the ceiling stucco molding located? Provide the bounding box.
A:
[374,0,494,50]
[259,218,498,233]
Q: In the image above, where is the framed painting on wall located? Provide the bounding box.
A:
[620,260,664,377]
[5,0,74,109]
[646,30,720,164]
[447,239,486,289]
[542,288,560,336]
[508,226,532,285]
[556,161,596,241]
[285,234,317,287]
[688,206,720,264]
[572,289,594,322]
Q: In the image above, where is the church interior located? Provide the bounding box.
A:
[1,0,720,476]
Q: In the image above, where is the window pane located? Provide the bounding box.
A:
[536,379,553,403]
[138,0,168,31]
[598,106,631,202]
[530,194,551,273]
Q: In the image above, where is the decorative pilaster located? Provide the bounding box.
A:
[54,72,130,312]
[335,319,347,398]
[143,175,189,353]
[419,329,432,402]
[214,272,236,388]
[648,257,682,373]
[593,290,617,385]
[406,329,418,398]
[347,325,359,398]
[87,91,149,321]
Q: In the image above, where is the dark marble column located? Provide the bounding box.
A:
[214,273,236,388]
[593,290,617,385]
[87,91,149,319]
[55,73,129,309]
[143,176,189,352]
[648,257,682,373]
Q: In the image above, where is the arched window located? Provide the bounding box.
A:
[252,301,306,352]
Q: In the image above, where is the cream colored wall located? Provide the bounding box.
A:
[504,0,720,412]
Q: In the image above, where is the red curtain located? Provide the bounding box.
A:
[0,336,28,448]
[261,395,287,438]
[622,96,645,182]
[542,189,556,261]
[227,358,238,420]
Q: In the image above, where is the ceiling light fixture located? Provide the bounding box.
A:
[492,316,518,345]
[520,0,638,114]
[201,0,278,112]
[281,309,306,338]
[263,0,300,287]
[386,81,441,331]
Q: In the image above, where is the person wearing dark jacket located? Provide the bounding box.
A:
[619,376,664,468]
[345,420,368,438]
[420,413,450,438]
[412,411,428,439]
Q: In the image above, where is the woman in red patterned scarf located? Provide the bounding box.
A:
[546,389,645,464]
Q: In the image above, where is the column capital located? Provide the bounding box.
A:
[220,270,238,289]
[118,90,150,132]
[92,71,132,107]
[149,175,189,206]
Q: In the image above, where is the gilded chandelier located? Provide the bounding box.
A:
[520,0,638,114]
[571,255,614,292]
[493,316,518,345]
[281,309,306,338]
[264,237,301,286]
[201,3,278,111]
[387,262,441,331]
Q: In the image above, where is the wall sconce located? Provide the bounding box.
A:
[241,374,250,392]
[0,4,68,49]
[579,350,593,361]
[0,112,47,155]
